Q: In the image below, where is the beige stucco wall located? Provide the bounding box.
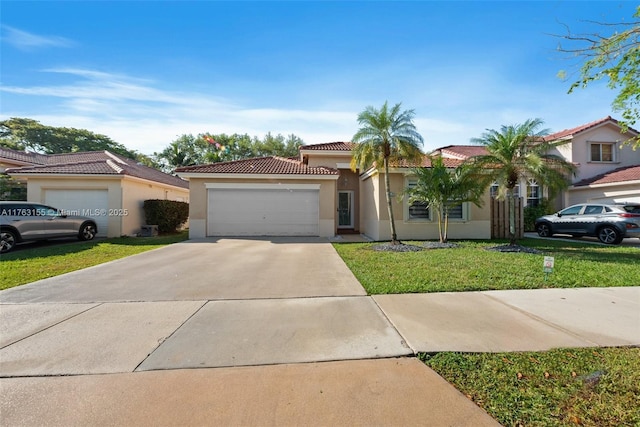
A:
[360,171,492,241]
[359,172,383,241]
[548,124,640,183]
[121,177,189,236]
[304,153,353,169]
[185,177,337,238]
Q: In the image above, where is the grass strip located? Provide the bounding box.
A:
[0,232,189,290]
[332,238,640,293]
[422,347,640,427]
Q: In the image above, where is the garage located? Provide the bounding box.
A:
[207,184,319,236]
[44,189,109,237]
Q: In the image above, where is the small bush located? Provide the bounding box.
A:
[143,199,189,233]
[524,198,554,231]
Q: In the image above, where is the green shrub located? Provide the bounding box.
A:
[143,199,189,233]
[524,198,554,231]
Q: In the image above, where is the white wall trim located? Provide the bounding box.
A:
[206,183,321,190]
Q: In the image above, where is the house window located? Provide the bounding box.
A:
[526,179,541,207]
[490,182,520,198]
[490,182,499,198]
[590,143,614,162]
[445,202,465,220]
[406,179,430,221]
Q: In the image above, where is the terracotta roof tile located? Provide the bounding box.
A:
[176,156,339,175]
[0,147,49,164]
[392,156,464,168]
[5,148,188,189]
[544,116,638,141]
[434,145,488,159]
[300,142,354,151]
[573,165,640,187]
[7,160,123,175]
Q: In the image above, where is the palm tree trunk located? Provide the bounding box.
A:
[508,187,516,245]
[383,156,399,244]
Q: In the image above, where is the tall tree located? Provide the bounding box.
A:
[555,6,640,148]
[350,101,424,244]
[469,118,576,245]
[0,117,137,158]
[153,134,201,172]
[406,157,488,243]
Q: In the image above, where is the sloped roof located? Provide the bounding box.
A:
[433,145,488,160]
[4,148,188,189]
[300,142,354,151]
[391,156,464,168]
[0,147,49,164]
[176,156,339,175]
[573,165,640,187]
[544,116,639,141]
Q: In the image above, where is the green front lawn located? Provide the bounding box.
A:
[423,347,640,427]
[333,238,640,294]
[0,231,189,290]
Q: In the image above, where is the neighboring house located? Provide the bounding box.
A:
[2,148,189,237]
[176,116,639,242]
[434,116,640,209]
[543,116,640,206]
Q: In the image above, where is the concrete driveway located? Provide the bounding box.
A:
[0,237,366,303]
[1,237,412,376]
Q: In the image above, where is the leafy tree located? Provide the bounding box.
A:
[406,157,488,243]
[350,101,424,244]
[469,118,576,245]
[556,6,640,148]
[154,134,201,172]
[0,117,138,158]
[155,132,305,172]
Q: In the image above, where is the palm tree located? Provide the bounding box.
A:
[351,102,424,244]
[406,156,489,243]
[470,118,576,245]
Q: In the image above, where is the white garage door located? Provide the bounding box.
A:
[44,189,109,237]
[207,186,319,236]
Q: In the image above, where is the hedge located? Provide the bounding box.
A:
[143,199,189,233]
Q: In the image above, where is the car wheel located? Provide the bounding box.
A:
[1,230,17,253]
[536,223,552,237]
[597,226,621,244]
[78,223,97,241]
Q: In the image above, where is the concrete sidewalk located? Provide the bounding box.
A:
[374,286,640,353]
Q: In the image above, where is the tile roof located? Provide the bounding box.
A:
[433,145,488,159]
[391,156,464,168]
[544,116,638,141]
[176,156,339,175]
[0,147,49,164]
[572,165,640,187]
[300,142,355,151]
[4,148,188,189]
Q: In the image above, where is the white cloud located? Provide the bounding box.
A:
[1,26,75,50]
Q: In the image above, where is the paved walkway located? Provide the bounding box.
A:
[1,237,638,426]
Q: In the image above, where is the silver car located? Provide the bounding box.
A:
[0,201,97,253]
[535,203,640,244]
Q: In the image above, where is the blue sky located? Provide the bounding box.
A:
[1,1,636,155]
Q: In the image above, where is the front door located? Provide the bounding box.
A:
[338,191,353,228]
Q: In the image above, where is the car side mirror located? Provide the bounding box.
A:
[556,212,562,217]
